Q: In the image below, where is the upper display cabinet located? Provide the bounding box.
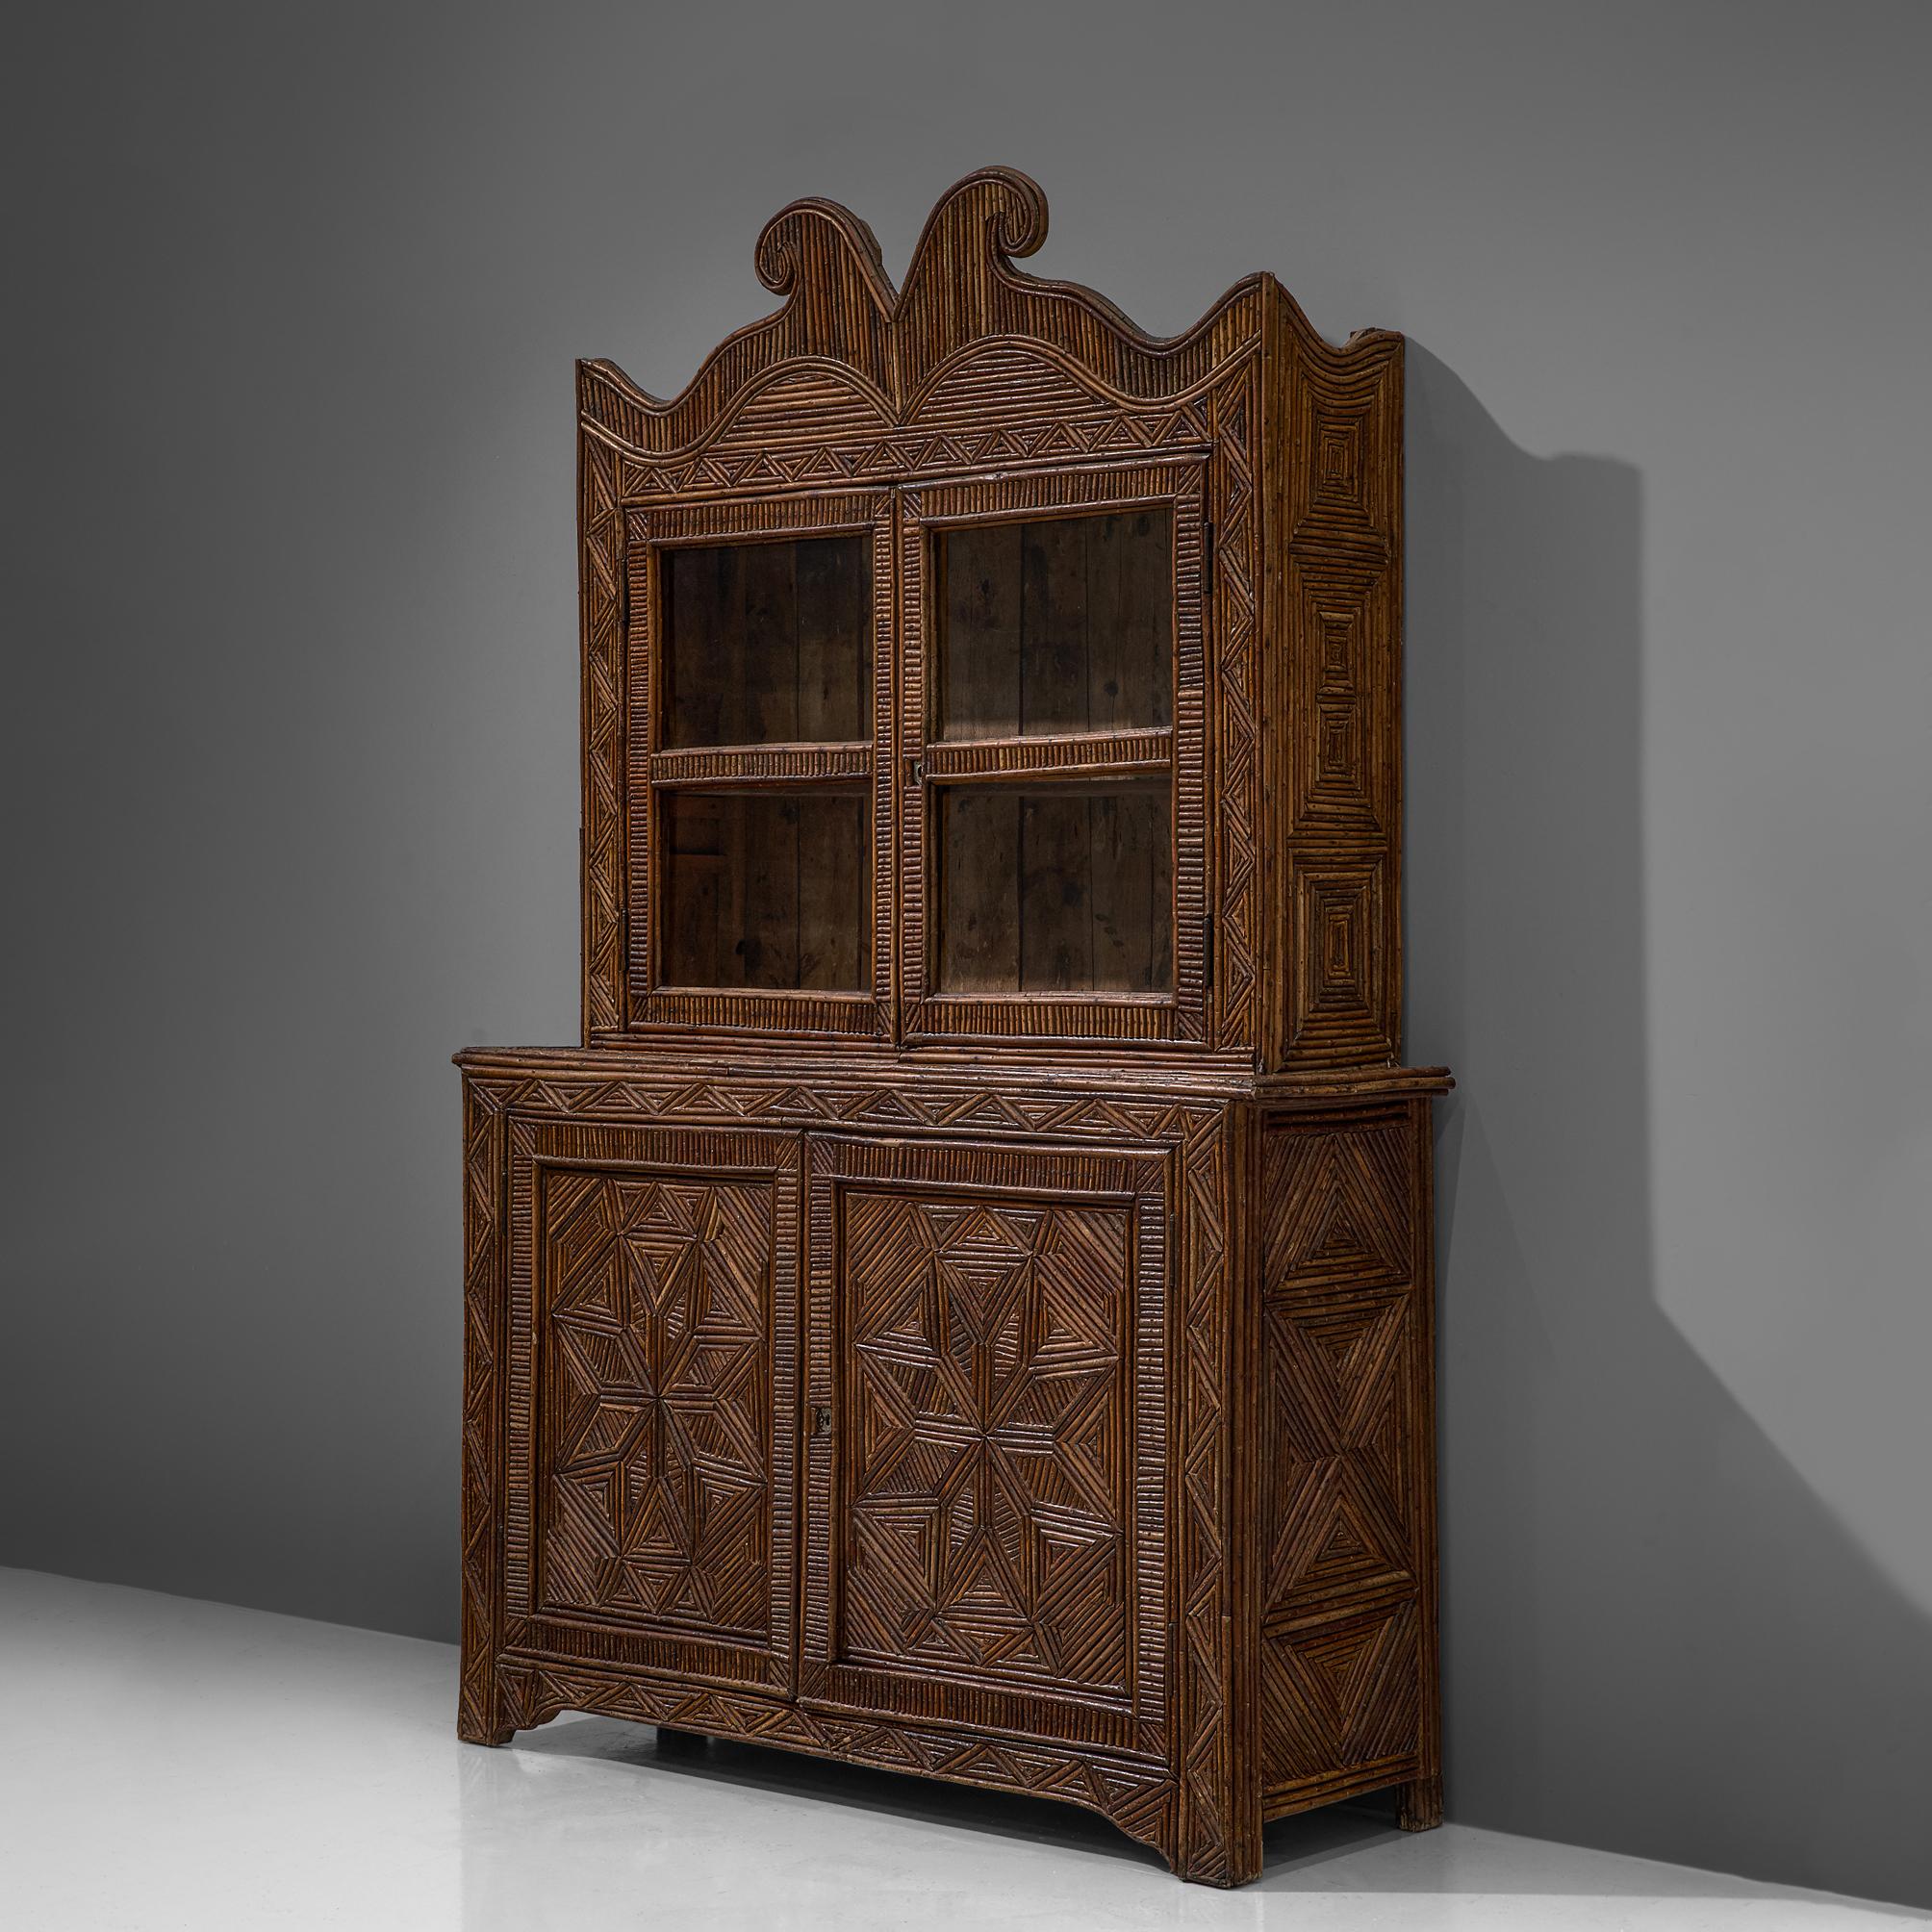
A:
[575,167,1404,1069]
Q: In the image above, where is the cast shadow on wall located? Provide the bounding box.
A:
[1401,344,1932,1911]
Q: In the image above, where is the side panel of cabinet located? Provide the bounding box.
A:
[1265,311,1404,1070]
[1256,1101,1437,1815]
[800,1134,1171,1758]
[499,1116,801,1694]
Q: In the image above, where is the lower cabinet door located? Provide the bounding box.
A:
[801,1133,1171,1757]
[501,1118,801,1694]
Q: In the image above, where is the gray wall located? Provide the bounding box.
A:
[6,0,1928,1907]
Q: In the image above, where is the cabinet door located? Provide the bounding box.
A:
[898,462,1211,1046]
[620,489,895,1042]
[501,1118,801,1694]
[801,1134,1170,1757]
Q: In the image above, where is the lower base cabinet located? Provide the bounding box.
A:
[457,1049,1445,1887]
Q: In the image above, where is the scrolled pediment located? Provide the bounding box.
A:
[578,166,1269,458]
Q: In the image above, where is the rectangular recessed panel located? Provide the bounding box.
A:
[798,1134,1172,1760]
[662,789,869,990]
[937,510,1171,739]
[663,536,870,747]
[836,1183,1133,1698]
[538,1163,775,1642]
[936,780,1172,994]
[1261,1599,1423,1793]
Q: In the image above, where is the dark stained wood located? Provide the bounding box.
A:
[1087,783,1171,992]
[736,539,798,746]
[936,509,1172,740]
[795,536,868,745]
[1018,789,1091,990]
[935,782,1171,995]
[936,785,1020,992]
[737,791,797,985]
[796,788,866,990]
[939,521,1023,740]
[466,169,1443,1891]
[934,781,1171,996]
[662,790,865,990]
[1018,515,1087,736]
[663,544,734,748]
[664,536,868,749]
[1088,508,1172,731]
[660,790,724,987]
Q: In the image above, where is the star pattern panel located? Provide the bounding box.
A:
[837,1188,1132,1698]
[538,1165,774,1640]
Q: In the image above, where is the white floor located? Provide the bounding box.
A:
[1,1568,1922,1931]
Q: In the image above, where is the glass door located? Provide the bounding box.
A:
[899,462,1210,1045]
[627,490,893,1040]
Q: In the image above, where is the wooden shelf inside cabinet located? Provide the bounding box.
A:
[468,166,1447,1890]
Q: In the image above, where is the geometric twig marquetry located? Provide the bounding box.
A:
[465,166,1448,1888]
[458,1065,1443,1882]
[499,1122,801,1697]
[574,165,1406,1071]
[1262,1110,1413,1294]
[1258,1106,1436,1821]
[1261,1597,1424,1794]
[1263,1285,1414,1613]
[800,1136,1171,1762]
[840,1192,1132,1689]
[538,1166,774,1639]
[1271,325,1403,1068]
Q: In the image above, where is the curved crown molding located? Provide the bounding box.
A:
[576,166,1341,458]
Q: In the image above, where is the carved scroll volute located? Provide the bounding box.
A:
[578,166,1269,457]
[751,196,896,397]
[578,195,898,454]
[889,166,1052,401]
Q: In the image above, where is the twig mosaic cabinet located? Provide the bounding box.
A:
[456,168,1452,1887]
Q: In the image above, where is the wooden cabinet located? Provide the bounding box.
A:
[458,168,1450,1886]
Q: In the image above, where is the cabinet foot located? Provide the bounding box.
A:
[1170,1802,1264,1888]
[1395,1775,1443,1831]
[457,1669,515,1746]
[457,1717,516,1747]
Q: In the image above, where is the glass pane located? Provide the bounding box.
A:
[663,536,870,747]
[662,789,869,990]
[937,510,1171,740]
[935,780,1172,994]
